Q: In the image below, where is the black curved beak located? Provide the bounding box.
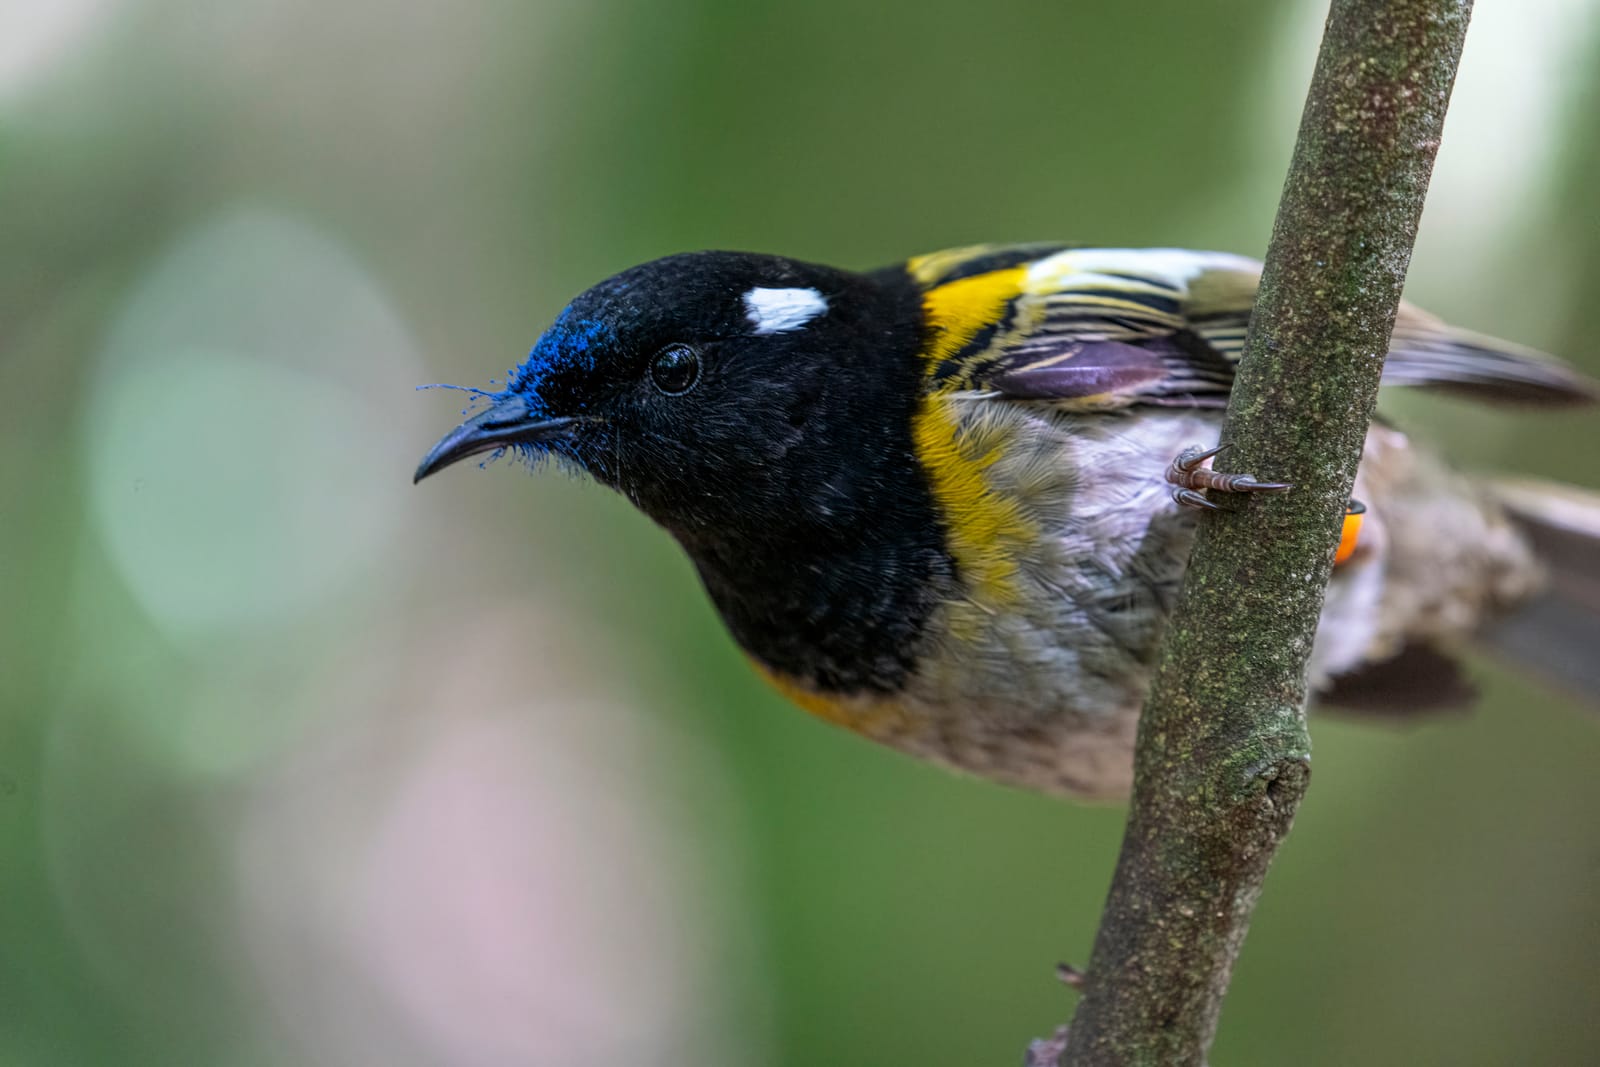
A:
[413,397,574,483]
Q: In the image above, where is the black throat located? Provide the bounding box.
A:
[688,496,955,696]
[677,266,955,694]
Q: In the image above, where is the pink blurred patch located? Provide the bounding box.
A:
[232,609,764,1067]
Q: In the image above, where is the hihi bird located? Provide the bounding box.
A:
[415,244,1600,799]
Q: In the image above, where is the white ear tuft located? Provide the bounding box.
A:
[743,287,828,335]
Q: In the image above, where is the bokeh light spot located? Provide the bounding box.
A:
[86,209,422,640]
[0,0,117,103]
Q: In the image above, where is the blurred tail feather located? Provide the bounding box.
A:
[1482,479,1600,699]
[1386,313,1600,406]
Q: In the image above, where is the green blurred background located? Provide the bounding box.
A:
[4,1,1600,1064]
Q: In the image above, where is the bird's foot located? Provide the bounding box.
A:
[1166,444,1292,511]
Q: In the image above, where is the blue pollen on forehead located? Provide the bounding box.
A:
[507,305,613,390]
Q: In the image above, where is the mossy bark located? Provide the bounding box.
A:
[1058,2,1473,1063]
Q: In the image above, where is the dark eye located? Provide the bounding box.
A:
[649,344,701,395]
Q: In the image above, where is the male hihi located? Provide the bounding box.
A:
[417,244,1600,797]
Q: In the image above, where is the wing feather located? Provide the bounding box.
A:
[912,246,1597,409]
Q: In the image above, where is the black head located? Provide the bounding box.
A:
[415,251,928,549]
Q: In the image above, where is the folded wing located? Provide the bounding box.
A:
[913,245,1598,409]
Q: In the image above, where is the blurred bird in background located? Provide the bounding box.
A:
[416,243,1600,798]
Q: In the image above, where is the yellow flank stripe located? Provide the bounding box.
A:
[919,266,1027,364]
[913,393,1033,610]
[913,266,1036,614]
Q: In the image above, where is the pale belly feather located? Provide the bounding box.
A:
[806,398,1540,799]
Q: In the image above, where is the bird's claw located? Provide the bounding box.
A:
[1167,443,1292,510]
[1171,487,1218,511]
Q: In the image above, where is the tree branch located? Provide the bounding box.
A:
[1056,2,1473,1063]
